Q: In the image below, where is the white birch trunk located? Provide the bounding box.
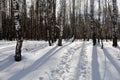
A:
[12,0,23,61]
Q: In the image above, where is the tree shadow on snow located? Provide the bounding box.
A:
[103,48,120,74]
[8,42,72,80]
[0,55,14,71]
[92,46,101,80]
[117,45,120,50]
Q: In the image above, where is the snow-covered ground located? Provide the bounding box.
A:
[0,40,120,80]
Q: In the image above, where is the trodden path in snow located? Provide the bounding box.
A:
[74,41,91,80]
[40,41,92,80]
[45,42,82,80]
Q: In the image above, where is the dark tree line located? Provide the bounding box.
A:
[0,0,120,61]
[0,0,120,43]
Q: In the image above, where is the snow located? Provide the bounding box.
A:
[0,40,120,80]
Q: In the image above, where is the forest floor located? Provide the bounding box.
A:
[0,40,120,80]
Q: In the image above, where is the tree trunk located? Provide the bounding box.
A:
[90,0,96,46]
[12,0,23,61]
[112,0,118,47]
[72,0,75,42]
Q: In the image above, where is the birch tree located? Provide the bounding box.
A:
[112,0,118,47]
[98,0,103,48]
[90,0,96,45]
[46,0,56,46]
[57,0,66,46]
[72,0,75,42]
[12,0,23,61]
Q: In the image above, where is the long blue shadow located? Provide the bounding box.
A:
[117,46,120,50]
[0,55,14,71]
[8,42,72,80]
[92,46,101,80]
[103,48,120,74]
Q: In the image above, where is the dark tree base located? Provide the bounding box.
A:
[58,44,62,46]
[92,33,96,46]
[58,37,62,46]
[14,54,22,61]
[112,37,117,47]
[112,42,117,47]
[58,40,62,46]
[93,39,96,46]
